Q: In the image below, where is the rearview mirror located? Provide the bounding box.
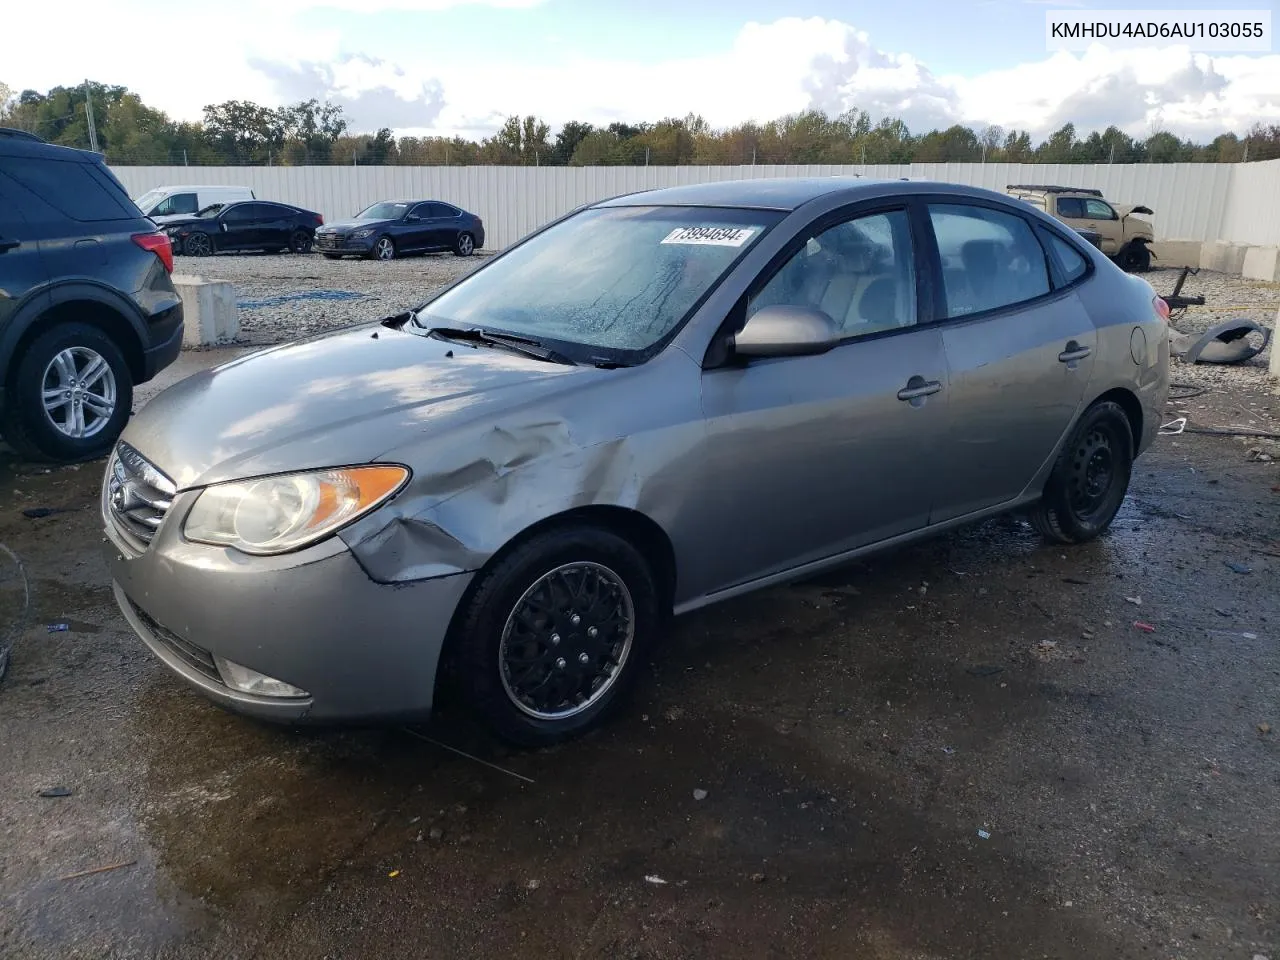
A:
[732,305,839,358]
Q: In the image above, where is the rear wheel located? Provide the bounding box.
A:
[0,321,133,463]
[449,526,660,747]
[288,230,312,254]
[1029,400,1133,544]
[455,232,475,257]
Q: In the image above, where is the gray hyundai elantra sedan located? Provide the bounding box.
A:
[103,177,1170,746]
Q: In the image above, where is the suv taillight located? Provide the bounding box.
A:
[1153,296,1170,323]
[133,232,174,274]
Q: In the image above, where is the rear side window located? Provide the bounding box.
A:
[1055,197,1087,219]
[428,202,459,218]
[0,157,135,221]
[927,204,1051,318]
[1041,230,1088,285]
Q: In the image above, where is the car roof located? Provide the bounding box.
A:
[594,177,1010,212]
[0,132,104,162]
[149,185,253,192]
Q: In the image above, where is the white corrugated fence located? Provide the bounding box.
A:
[108,160,1280,252]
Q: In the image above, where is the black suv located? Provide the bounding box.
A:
[0,128,182,463]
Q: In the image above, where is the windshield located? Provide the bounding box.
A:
[135,189,163,213]
[358,202,411,220]
[196,204,224,218]
[415,205,780,359]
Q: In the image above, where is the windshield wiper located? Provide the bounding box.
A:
[426,326,576,366]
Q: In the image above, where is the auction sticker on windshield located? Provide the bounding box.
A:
[660,226,759,247]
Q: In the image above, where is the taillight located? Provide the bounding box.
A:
[314,213,324,225]
[1153,296,1170,322]
[132,232,174,273]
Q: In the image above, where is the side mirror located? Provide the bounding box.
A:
[732,305,839,358]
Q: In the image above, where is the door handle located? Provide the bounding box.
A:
[0,238,19,252]
[897,377,942,402]
[1058,342,1092,364]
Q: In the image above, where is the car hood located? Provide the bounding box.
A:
[320,218,393,232]
[121,322,586,490]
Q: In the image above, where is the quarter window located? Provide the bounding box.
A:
[1042,230,1088,285]
[928,204,1051,318]
[748,209,916,338]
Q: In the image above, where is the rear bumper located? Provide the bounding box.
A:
[139,302,184,383]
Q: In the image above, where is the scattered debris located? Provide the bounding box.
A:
[46,623,69,633]
[1259,723,1272,735]
[1158,418,1187,436]
[977,829,991,840]
[38,787,73,798]
[1243,632,1259,640]
[1246,447,1274,463]
[966,665,1003,677]
[692,788,708,801]
[644,875,668,885]
[388,870,400,878]
[942,746,956,755]
[428,826,444,842]
[1133,621,1156,633]
[1125,596,1142,606]
[22,506,73,519]
[526,879,540,890]
[1214,608,1233,618]
[58,860,137,881]
[1062,577,1090,585]
[750,872,767,883]
[400,727,534,785]
[1224,561,1252,575]
[1169,315,1273,365]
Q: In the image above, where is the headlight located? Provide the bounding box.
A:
[184,465,409,555]
[351,228,375,239]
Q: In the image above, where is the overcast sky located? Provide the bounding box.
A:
[4,0,1277,141]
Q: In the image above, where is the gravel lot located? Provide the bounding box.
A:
[175,251,486,345]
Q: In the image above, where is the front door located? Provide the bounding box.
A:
[218,203,259,250]
[924,202,1098,522]
[695,207,949,596]
[403,203,435,252]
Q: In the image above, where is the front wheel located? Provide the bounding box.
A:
[449,526,661,747]
[184,231,214,257]
[1117,242,1151,273]
[454,232,475,256]
[0,321,133,463]
[369,236,396,261]
[1029,400,1134,544]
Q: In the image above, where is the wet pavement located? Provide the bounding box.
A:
[2,360,1278,960]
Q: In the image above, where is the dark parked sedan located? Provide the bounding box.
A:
[314,199,485,260]
[166,201,324,256]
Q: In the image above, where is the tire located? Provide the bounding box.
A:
[450,525,661,747]
[322,253,342,261]
[454,232,475,257]
[1029,400,1134,544]
[288,230,312,254]
[369,236,396,261]
[0,321,133,463]
[1118,242,1151,273]
[184,231,214,257]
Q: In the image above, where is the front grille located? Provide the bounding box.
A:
[132,601,223,684]
[104,441,176,553]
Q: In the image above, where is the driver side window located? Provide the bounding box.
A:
[748,209,916,339]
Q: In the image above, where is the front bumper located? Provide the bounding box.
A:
[104,503,473,724]
[313,234,375,255]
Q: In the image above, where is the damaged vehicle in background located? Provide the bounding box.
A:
[1007,184,1154,272]
[103,178,1169,747]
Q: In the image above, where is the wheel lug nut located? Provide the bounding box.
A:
[587,626,598,638]
[578,653,589,664]
[555,657,566,670]
[550,633,560,645]
[571,614,581,625]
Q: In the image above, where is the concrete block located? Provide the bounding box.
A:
[1151,240,1202,269]
[173,275,239,346]
[1198,242,1249,276]
[1270,306,1280,389]
[1242,246,1280,283]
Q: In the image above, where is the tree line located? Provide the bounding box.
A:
[3,80,1279,166]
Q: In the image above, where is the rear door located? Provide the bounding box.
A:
[255,203,294,248]
[0,177,50,336]
[425,202,458,249]
[925,201,1097,522]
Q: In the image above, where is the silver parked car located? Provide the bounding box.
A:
[103,178,1170,745]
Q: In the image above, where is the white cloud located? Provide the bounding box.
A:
[277,0,543,9]
[3,10,1276,143]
